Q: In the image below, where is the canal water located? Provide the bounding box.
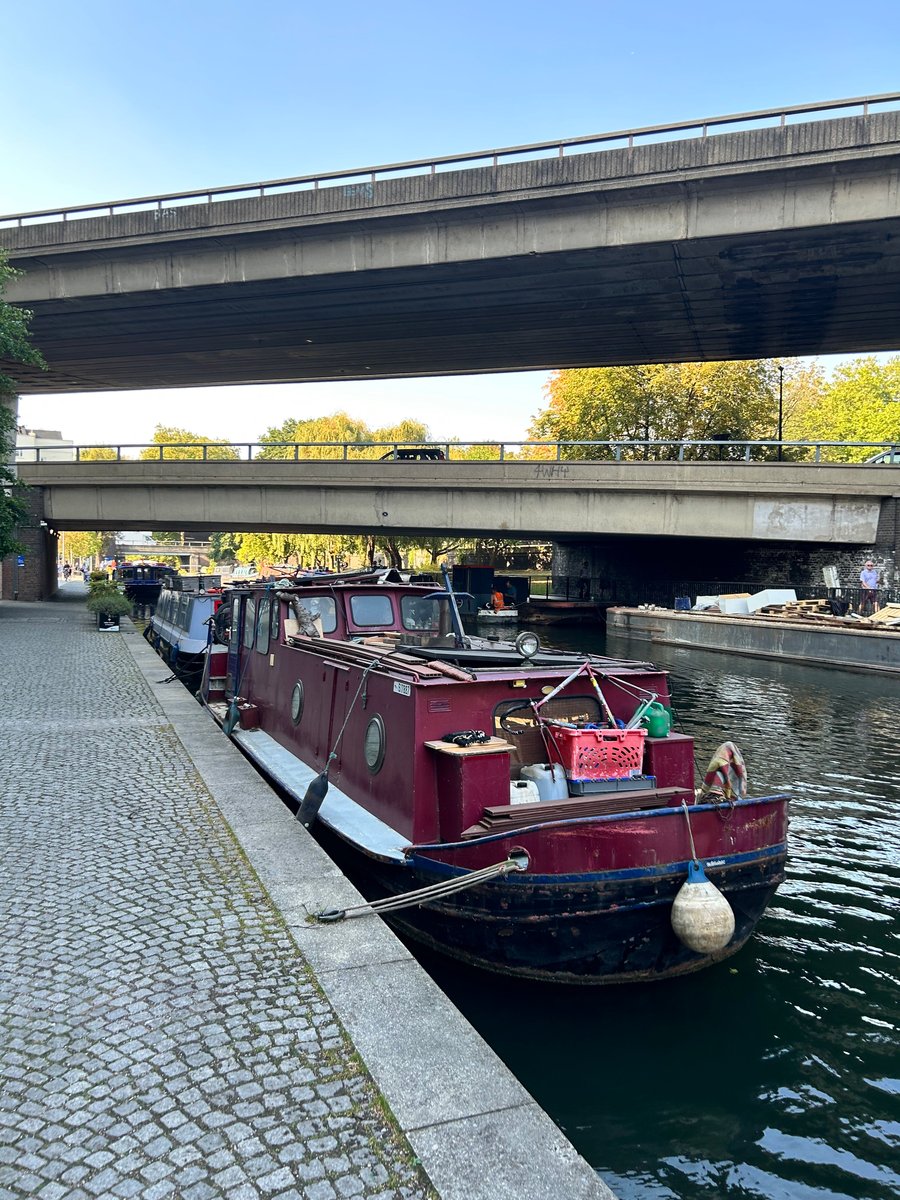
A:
[411,629,900,1200]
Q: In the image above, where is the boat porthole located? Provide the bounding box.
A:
[290,680,304,725]
[363,714,386,774]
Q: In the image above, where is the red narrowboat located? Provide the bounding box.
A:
[203,571,789,984]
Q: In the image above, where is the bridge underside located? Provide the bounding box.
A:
[21,461,891,545]
[7,216,900,394]
[7,106,900,394]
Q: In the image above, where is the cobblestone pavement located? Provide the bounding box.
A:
[0,598,435,1200]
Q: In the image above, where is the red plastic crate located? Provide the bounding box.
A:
[551,726,647,780]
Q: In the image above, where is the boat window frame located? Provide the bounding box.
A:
[290,680,304,725]
[228,597,242,653]
[243,596,257,649]
[400,594,442,632]
[363,713,387,774]
[287,594,338,636]
[270,596,281,643]
[178,593,190,629]
[255,595,271,653]
[349,593,395,628]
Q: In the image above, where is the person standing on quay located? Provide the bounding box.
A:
[859,559,880,615]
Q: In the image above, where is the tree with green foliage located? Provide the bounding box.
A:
[256,412,430,460]
[1,250,46,558]
[139,425,239,461]
[529,360,795,459]
[791,356,900,461]
[64,531,104,566]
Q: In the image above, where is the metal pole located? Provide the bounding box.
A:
[777,365,784,461]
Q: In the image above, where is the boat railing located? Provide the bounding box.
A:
[14,438,900,465]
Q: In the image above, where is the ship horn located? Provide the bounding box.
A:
[670,860,736,953]
[296,770,329,828]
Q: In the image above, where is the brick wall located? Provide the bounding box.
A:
[0,487,55,601]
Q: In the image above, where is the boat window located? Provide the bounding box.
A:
[158,594,169,621]
[290,680,304,725]
[363,714,386,773]
[255,596,270,653]
[178,594,190,628]
[289,595,337,635]
[270,597,281,642]
[243,597,256,649]
[349,594,394,627]
[228,598,241,652]
[401,595,441,631]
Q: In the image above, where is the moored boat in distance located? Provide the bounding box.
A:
[147,575,223,685]
[475,605,519,624]
[202,569,790,984]
[114,560,178,608]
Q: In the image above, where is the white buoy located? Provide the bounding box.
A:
[671,860,736,953]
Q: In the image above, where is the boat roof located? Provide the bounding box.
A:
[283,632,660,682]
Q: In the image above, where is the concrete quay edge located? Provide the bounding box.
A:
[119,622,615,1200]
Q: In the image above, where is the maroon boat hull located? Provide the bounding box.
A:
[318,827,787,984]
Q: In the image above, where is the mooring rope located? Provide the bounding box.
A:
[314,852,529,923]
[681,801,700,866]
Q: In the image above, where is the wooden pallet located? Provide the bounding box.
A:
[460,786,690,839]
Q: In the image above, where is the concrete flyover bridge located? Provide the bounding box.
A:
[3,94,900,392]
[17,449,900,546]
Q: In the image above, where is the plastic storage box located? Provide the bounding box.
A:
[550,726,647,780]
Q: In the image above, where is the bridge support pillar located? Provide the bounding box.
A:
[0,487,55,602]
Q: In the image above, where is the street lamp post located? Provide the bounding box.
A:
[777,365,784,461]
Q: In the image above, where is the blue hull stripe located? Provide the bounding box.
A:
[406,840,787,884]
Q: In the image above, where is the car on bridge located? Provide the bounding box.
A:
[380,447,446,461]
[866,447,899,464]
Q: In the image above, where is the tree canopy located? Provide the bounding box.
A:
[255,412,430,460]
[529,360,791,459]
[138,425,239,461]
[790,355,900,460]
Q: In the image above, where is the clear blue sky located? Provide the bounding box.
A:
[5,0,900,445]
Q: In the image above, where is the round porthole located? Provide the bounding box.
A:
[363,714,386,774]
[290,680,304,725]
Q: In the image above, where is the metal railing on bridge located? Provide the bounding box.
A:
[13,439,900,465]
[3,93,899,228]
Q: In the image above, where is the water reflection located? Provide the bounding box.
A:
[416,630,900,1199]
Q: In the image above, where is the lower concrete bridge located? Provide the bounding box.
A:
[6,458,898,602]
[17,458,899,542]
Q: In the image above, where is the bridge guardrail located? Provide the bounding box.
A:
[3,93,900,228]
[12,439,900,465]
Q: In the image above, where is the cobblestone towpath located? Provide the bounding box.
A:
[0,592,613,1200]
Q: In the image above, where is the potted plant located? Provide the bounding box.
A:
[86,584,132,631]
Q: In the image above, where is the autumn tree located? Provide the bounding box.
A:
[63,531,104,565]
[138,425,239,461]
[256,412,430,460]
[530,360,794,460]
[791,356,900,461]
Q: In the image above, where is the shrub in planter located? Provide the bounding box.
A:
[86,586,133,629]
